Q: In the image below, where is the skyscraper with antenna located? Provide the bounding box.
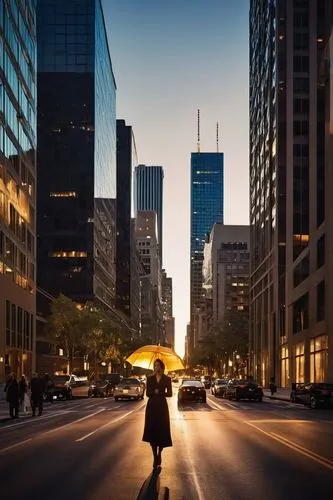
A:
[189,109,224,354]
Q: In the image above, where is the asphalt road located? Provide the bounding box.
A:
[0,386,333,500]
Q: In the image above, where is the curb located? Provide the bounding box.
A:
[264,394,290,402]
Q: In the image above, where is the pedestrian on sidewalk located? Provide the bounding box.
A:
[5,373,19,419]
[142,359,173,471]
[19,374,28,410]
[269,377,277,397]
[30,373,45,416]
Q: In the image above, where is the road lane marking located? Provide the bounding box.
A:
[207,399,227,411]
[42,408,106,436]
[0,438,32,454]
[223,401,238,409]
[245,421,333,471]
[245,419,314,424]
[270,432,333,468]
[76,401,146,442]
[0,410,70,430]
[180,413,205,500]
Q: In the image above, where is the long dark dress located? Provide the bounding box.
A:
[142,374,173,447]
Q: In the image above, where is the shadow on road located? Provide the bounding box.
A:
[177,402,213,412]
[136,468,170,499]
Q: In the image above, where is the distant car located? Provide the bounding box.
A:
[114,378,144,401]
[46,375,74,401]
[104,373,122,388]
[88,379,113,398]
[225,379,263,402]
[211,378,229,397]
[201,376,213,389]
[178,379,207,406]
[290,383,333,409]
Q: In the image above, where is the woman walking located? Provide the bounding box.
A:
[142,359,173,470]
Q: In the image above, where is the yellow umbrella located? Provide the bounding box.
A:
[126,344,184,372]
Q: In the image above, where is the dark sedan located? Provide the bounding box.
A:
[225,379,263,402]
[178,380,207,406]
[88,379,113,398]
[290,383,333,409]
[45,375,73,401]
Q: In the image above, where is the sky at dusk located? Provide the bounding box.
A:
[102,0,250,357]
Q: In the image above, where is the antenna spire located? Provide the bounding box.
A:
[197,109,200,153]
[216,122,219,152]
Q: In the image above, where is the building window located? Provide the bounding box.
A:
[292,292,309,334]
[317,281,325,322]
[280,345,290,387]
[317,234,325,268]
[310,335,328,383]
[6,300,11,346]
[293,254,309,287]
[295,342,305,384]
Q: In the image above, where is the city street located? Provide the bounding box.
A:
[0,386,333,500]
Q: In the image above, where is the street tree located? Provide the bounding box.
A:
[45,294,84,373]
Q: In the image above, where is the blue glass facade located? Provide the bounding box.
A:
[0,0,37,380]
[37,0,117,312]
[191,152,224,253]
[94,0,116,199]
[190,152,224,346]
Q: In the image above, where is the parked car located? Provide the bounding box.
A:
[45,375,74,401]
[88,379,114,398]
[290,382,333,409]
[178,379,207,406]
[114,378,144,401]
[211,378,229,397]
[225,379,263,402]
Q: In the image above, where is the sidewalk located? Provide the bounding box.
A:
[263,387,291,402]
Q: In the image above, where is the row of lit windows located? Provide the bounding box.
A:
[281,335,328,385]
[5,300,34,351]
[49,251,87,258]
[50,191,77,198]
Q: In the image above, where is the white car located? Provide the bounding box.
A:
[114,378,144,401]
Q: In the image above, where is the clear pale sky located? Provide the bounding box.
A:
[102,0,250,357]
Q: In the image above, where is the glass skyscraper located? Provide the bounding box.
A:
[0,0,37,380]
[134,165,164,262]
[250,0,333,386]
[190,152,224,351]
[116,119,138,320]
[37,0,117,324]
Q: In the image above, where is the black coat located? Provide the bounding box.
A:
[6,380,19,404]
[142,374,173,447]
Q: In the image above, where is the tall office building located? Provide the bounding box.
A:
[134,165,164,261]
[37,1,116,314]
[203,224,250,324]
[250,0,333,386]
[161,270,175,348]
[116,120,138,320]
[134,211,163,343]
[190,152,224,352]
[0,0,37,380]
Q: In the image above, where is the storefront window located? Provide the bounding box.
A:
[310,335,327,382]
[295,342,305,383]
[280,345,290,387]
